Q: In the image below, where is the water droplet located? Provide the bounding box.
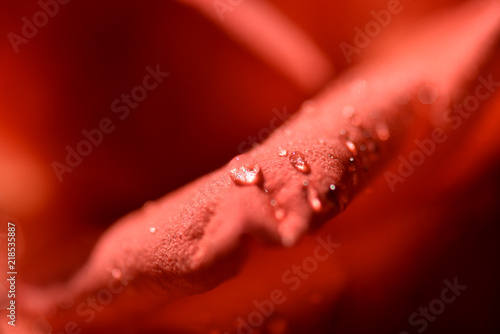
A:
[270,199,278,207]
[349,157,355,162]
[149,227,156,233]
[229,157,263,186]
[418,84,438,104]
[359,144,367,152]
[277,147,288,157]
[339,128,347,136]
[111,268,122,279]
[274,208,286,221]
[345,141,357,155]
[302,180,309,187]
[376,123,390,141]
[308,189,322,212]
[289,151,310,173]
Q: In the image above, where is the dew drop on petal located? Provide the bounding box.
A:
[359,144,367,152]
[339,128,347,136]
[149,227,156,233]
[111,268,122,280]
[274,208,286,221]
[308,189,322,212]
[302,180,309,187]
[270,199,278,207]
[376,123,390,141]
[229,159,263,186]
[289,151,310,173]
[277,147,288,157]
[345,141,357,155]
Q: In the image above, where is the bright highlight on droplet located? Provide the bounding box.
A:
[111,268,122,279]
[229,164,262,186]
[289,151,311,173]
[308,189,322,212]
[345,141,357,155]
[277,147,288,157]
[274,208,286,221]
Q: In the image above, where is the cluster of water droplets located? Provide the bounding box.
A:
[289,151,311,174]
[339,105,392,174]
[224,104,392,226]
